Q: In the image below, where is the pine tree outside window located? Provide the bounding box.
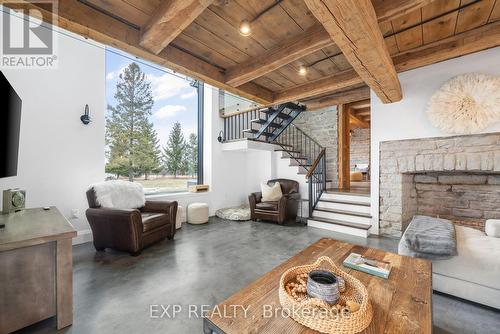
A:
[105,48,203,194]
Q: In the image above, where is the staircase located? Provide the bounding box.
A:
[242,103,305,142]
[308,190,372,237]
[221,104,372,237]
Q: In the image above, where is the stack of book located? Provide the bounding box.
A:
[343,253,392,279]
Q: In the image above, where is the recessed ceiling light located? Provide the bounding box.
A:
[239,20,251,36]
[298,65,308,76]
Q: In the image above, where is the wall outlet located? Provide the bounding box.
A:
[70,209,80,219]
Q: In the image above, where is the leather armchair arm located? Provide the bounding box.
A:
[248,192,262,219]
[85,208,143,253]
[142,200,176,213]
[286,192,301,201]
[142,200,178,237]
[252,192,262,203]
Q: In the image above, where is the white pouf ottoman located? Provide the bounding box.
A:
[187,203,209,225]
[176,206,186,229]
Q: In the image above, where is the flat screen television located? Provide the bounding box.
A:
[0,71,22,178]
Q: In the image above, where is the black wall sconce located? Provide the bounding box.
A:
[217,130,224,143]
[80,104,91,125]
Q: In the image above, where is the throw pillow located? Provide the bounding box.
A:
[485,219,500,238]
[261,182,283,202]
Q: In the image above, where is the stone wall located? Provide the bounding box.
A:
[379,132,500,237]
[350,128,370,170]
[414,173,500,221]
[294,107,338,185]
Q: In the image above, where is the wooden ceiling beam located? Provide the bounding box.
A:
[372,0,435,23]
[354,107,371,116]
[304,0,402,103]
[349,99,371,110]
[349,112,370,128]
[224,0,433,88]
[140,0,213,55]
[393,19,500,73]
[274,69,364,105]
[275,20,500,104]
[304,86,370,111]
[1,0,273,104]
[225,25,332,87]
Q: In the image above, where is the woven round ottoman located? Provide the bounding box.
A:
[187,203,209,225]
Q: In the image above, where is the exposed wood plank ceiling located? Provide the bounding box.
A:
[5,0,500,109]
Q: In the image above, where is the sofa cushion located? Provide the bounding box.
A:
[255,201,278,211]
[141,212,168,232]
[261,182,282,202]
[485,219,500,237]
[433,225,500,290]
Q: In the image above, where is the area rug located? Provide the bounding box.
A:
[215,205,251,221]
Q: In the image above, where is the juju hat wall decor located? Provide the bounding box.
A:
[427,73,500,134]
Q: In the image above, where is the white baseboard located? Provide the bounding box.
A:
[73,229,93,245]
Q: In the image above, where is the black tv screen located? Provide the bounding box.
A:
[0,71,22,178]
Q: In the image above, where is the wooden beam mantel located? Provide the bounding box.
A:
[0,0,273,105]
[140,0,213,55]
[224,0,434,88]
[304,0,402,104]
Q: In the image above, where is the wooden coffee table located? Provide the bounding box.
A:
[203,238,432,334]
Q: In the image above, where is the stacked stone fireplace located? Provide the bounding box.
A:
[379,132,500,237]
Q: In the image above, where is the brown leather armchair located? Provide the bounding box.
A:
[85,188,177,256]
[248,179,300,224]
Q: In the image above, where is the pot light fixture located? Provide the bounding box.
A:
[298,65,308,76]
[238,1,284,37]
[239,20,251,36]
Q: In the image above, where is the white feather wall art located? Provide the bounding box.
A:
[427,73,500,134]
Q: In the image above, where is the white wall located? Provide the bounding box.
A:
[153,85,274,217]
[0,22,106,235]
[370,46,500,235]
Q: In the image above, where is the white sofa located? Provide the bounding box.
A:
[399,225,500,309]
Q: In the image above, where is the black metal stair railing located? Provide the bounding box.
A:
[221,104,327,217]
[275,124,322,168]
[274,124,327,218]
[306,149,327,217]
[221,103,305,142]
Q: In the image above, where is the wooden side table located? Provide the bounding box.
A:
[0,207,77,333]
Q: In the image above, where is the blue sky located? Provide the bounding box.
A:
[105,48,198,148]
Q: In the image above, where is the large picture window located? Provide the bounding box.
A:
[105,48,203,194]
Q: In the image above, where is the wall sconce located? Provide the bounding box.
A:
[217,130,224,143]
[80,104,91,125]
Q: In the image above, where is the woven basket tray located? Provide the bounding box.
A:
[279,256,372,334]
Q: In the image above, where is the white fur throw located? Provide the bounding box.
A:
[261,182,283,202]
[91,180,145,209]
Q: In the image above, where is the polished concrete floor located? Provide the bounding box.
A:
[18,217,500,334]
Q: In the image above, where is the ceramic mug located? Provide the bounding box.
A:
[306,270,340,304]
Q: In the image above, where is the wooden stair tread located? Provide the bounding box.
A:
[309,216,372,230]
[314,207,372,218]
[318,198,370,207]
[325,189,370,197]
